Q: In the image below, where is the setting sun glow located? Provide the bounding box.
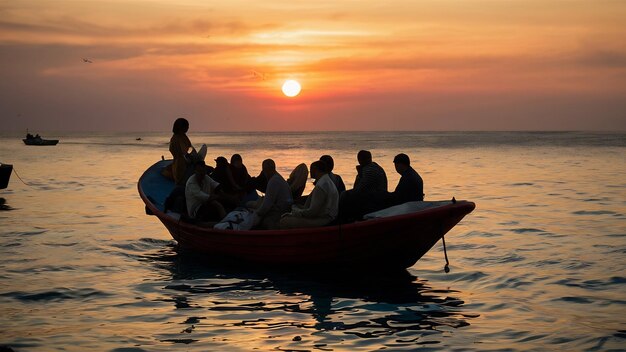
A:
[1,1,625,131]
[282,80,301,97]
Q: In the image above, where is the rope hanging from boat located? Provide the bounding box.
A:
[12,167,33,188]
[442,235,450,273]
[441,196,456,273]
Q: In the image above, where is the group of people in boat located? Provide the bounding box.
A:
[161,118,424,230]
[25,133,41,140]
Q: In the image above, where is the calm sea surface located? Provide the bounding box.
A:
[1,131,625,351]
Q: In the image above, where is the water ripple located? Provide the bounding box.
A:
[556,296,593,304]
[466,252,525,265]
[5,230,47,237]
[1,288,112,302]
[449,271,489,283]
[109,238,175,253]
[493,276,533,290]
[572,210,618,216]
[551,277,625,290]
[42,242,78,247]
[509,228,545,234]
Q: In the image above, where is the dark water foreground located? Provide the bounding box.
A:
[1,132,625,351]
[144,245,476,350]
[1,236,479,351]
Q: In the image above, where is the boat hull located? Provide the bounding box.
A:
[0,164,12,189]
[139,160,475,269]
[23,139,59,146]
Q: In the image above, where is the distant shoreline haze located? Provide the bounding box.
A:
[2,129,626,134]
[1,131,624,149]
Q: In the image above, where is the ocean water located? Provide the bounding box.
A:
[0,131,625,351]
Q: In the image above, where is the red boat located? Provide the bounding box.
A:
[139,160,475,270]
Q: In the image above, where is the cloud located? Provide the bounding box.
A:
[571,49,626,68]
[0,15,280,44]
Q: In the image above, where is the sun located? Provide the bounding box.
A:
[282,80,301,97]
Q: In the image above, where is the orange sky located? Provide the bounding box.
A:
[1,0,625,131]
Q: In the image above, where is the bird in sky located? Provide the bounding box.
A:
[82,58,93,63]
[252,70,267,80]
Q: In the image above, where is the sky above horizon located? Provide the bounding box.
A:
[1,0,625,132]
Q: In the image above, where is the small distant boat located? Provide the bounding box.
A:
[23,133,59,146]
[0,163,12,189]
[139,159,475,270]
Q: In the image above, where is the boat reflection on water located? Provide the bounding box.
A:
[142,245,478,349]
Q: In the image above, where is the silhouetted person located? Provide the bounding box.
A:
[185,161,226,223]
[338,150,388,221]
[230,154,251,190]
[251,159,293,229]
[280,160,339,229]
[162,117,207,185]
[209,156,249,210]
[391,153,424,204]
[320,155,346,193]
[211,156,241,194]
[228,153,259,205]
[353,150,387,193]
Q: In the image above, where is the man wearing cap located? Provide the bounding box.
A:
[391,153,424,204]
[211,156,241,194]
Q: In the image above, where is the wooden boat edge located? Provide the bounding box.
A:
[137,160,476,237]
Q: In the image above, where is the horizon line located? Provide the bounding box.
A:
[2,129,625,134]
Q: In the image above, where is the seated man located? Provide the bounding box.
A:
[210,156,241,194]
[252,159,293,229]
[353,150,387,193]
[210,156,246,210]
[185,161,226,223]
[320,155,346,193]
[229,153,258,204]
[338,150,388,221]
[391,153,424,204]
[280,160,339,229]
[229,154,251,191]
